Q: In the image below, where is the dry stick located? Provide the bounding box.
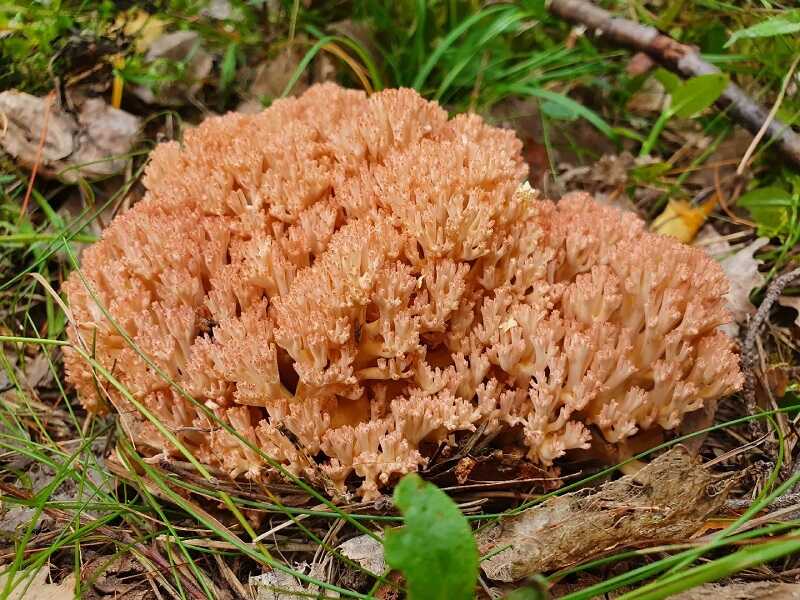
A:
[742,267,800,423]
[547,0,800,168]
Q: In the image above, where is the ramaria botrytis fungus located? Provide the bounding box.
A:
[64,84,743,500]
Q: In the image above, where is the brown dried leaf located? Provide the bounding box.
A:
[779,295,800,327]
[247,45,308,102]
[132,31,213,105]
[82,555,151,600]
[0,566,75,600]
[339,534,386,575]
[478,447,735,582]
[720,237,769,326]
[626,76,667,114]
[250,571,305,600]
[0,91,140,182]
[695,227,768,335]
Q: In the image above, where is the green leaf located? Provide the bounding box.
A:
[540,99,578,121]
[507,84,616,139]
[384,474,478,600]
[738,186,797,237]
[654,68,681,94]
[670,73,728,118]
[726,11,800,47]
[219,42,237,93]
[630,161,672,183]
[502,576,550,599]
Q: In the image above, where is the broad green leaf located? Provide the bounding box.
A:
[384,474,478,600]
[726,12,800,47]
[670,73,728,118]
[654,68,681,94]
[738,186,797,237]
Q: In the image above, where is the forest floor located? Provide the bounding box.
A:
[1,1,800,598]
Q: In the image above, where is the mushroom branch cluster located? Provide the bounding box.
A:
[64,84,743,499]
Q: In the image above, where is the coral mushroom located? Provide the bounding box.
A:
[64,84,743,499]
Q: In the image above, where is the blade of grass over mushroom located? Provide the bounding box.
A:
[113,438,253,599]
[119,441,372,599]
[116,447,387,585]
[492,401,800,520]
[60,243,384,543]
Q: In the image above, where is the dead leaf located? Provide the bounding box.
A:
[113,9,167,53]
[627,76,667,114]
[1,442,111,534]
[671,581,800,599]
[338,534,385,576]
[556,153,644,214]
[0,566,75,600]
[779,295,800,327]
[719,238,768,320]
[249,571,308,600]
[247,45,308,102]
[0,91,140,182]
[20,352,51,389]
[478,447,735,582]
[132,31,213,106]
[695,227,768,335]
[201,0,234,20]
[696,229,769,336]
[82,554,151,600]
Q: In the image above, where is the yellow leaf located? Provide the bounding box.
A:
[113,9,167,54]
[651,198,716,243]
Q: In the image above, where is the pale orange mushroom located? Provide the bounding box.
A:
[64,84,742,500]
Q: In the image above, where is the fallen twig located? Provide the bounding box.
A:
[742,267,800,431]
[726,490,800,513]
[548,0,800,168]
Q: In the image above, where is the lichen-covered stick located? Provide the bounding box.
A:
[548,0,800,169]
[63,85,742,500]
[741,266,800,434]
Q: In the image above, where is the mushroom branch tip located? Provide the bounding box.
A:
[64,84,742,500]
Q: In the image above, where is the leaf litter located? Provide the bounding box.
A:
[478,447,738,582]
[0,91,140,181]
